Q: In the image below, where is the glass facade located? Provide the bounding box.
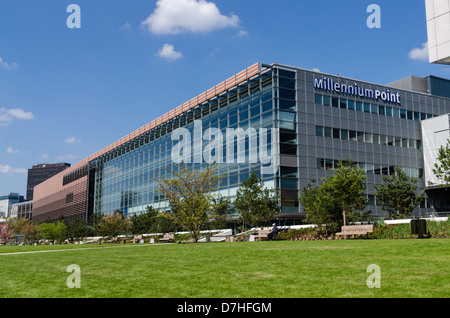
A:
[32,63,450,223]
[91,68,279,218]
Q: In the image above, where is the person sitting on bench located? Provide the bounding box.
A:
[267,223,279,241]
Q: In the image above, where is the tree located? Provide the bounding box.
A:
[130,205,158,235]
[322,160,367,226]
[234,172,279,230]
[0,223,14,244]
[157,163,223,242]
[97,210,132,242]
[209,195,233,230]
[9,218,39,244]
[299,179,342,234]
[37,221,68,244]
[374,166,425,219]
[433,139,450,186]
[151,212,179,234]
[68,218,90,241]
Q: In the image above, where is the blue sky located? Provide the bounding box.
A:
[0,0,449,196]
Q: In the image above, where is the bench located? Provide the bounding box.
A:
[254,229,271,241]
[336,225,374,237]
[159,234,175,243]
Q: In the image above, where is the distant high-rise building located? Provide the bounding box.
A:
[26,163,71,201]
[425,0,450,65]
[0,193,24,218]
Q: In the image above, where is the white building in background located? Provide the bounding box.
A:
[425,0,450,65]
[0,193,25,218]
[421,113,450,186]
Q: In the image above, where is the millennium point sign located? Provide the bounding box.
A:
[314,77,401,104]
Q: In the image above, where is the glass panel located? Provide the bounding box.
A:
[279,111,296,122]
[278,99,295,111]
[332,97,339,107]
[315,94,322,105]
[356,101,363,111]
[347,100,355,110]
[281,166,298,178]
[371,104,378,114]
[400,109,406,119]
[279,88,296,100]
[333,128,340,139]
[386,107,392,117]
[316,126,324,137]
[323,95,331,106]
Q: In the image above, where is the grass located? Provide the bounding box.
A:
[0,239,449,298]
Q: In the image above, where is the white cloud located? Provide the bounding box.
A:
[6,147,19,154]
[0,107,34,126]
[157,43,183,61]
[120,22,132,30]
[142,0,240,35]
[57,154,76,161]
[0,57,18,70]
[312,68,321,72]
[238,30,248,37]
[408,42,429,61]
[39,154,50,160]
[0,164,27,174]
[64,136,81,144]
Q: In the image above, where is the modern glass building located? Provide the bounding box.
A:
[32,63,450,224]
[0,193,25,218]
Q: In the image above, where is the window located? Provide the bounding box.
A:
[333,128,340,139]
[279,88,295,100]
[323,95,331,106]
[324,127,332,138]
[281,166,298,178]
[279,111,296,122]
[316,126,324,137]
[364,133,373,144]
[280,144,297,155]
[407,111,413,120]
[341,129,349,140]
[250,105,260,117]
[280,132,297,143]
[278,99,295,111]
[281,178,298,189]
[379,105,385,115]
[340,98,347,109]
[332,97,339,107]
[393,108,400,118]
[279,77,296,90]
[400,109,406,119]
[347,100,355,110]
[315,94,322,105]
[386,107,392,117]
[364,103,371,113]
[356,101,363,111]
[371,104,378,114]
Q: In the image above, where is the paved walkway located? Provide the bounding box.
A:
[0,243,168,256]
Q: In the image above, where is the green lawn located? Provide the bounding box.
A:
[0,239,449,298]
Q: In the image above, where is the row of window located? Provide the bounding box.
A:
[314,93,435,121]
[317,158,423,179]
[315,126,422,150]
